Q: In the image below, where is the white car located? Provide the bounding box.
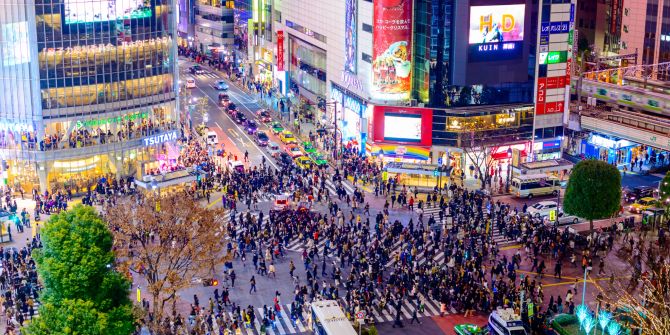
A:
[555,213,582,226]
[185,78,196,89]
[214,80,229,90]
[267,142,281,157]
[527,201,559,218]
[206,131,218,146]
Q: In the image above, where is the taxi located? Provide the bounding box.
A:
[309,152,328,167]
[270,122,284,135]
[302,141,317,154]
[279,130,297,144]
[630,197,657,213]
[295,156,313,170]
[284,144,303,158]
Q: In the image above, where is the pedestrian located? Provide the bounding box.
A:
[410,305,421,324]
[249,276,256,294]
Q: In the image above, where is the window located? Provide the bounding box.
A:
[362,23,372,33]
[362,53,372,63]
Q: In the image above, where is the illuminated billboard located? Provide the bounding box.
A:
[2,22,30,67]
[371,0,413,101]
[384,114,421,142]
[64,0,152,24]
[344,0,357,74]
[468,4,525,62]
[373,106,433,146]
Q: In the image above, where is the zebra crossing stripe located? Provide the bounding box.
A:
[285,304,306,333]
[278,307,295,334]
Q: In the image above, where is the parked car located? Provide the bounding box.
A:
[527,201,559,218]
[554,213,583,226]
[270,122,284,134]
[214,80,229,90]
[227,160,245,174]
[255,131,269,146]
[245,121,258,134]
[189,65,205,74]
[206,131,218,146]
[256,109,272,123]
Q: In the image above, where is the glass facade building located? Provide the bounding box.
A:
[0,0,179,193]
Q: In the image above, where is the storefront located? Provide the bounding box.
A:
[332,84,368,155]
[256,47,274,85]
[532,139,563,161]
[369,143,430,164]
[580,133,638,166]
[382,162,442,189]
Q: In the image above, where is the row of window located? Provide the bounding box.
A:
[285,20,327,44]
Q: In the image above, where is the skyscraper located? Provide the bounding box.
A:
[0,0,179,193]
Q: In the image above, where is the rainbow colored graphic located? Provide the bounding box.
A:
[370,144,430,161]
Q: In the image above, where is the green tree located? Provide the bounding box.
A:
[23,299,136,335]
[25,205,136,335]
[564,160,622,232]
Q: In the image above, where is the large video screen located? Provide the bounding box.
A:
[468,4,525,62]
[384,113,421,142]
[2,22,30,67]
[64,0,152,24]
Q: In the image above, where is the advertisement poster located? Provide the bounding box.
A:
[344,0,357,74]
[64,0,152,24]
[373,106,432,146]
[277,31,285,72]
[372,0,413,101]
[468,4,525,61]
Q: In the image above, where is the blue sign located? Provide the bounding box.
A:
[143,130,179,146]
[542,140,562,150]
[541,22,550,36]
[549,21,570,34]
[469,41,523,62]
[570,4,575,22]
[437,157,443,165]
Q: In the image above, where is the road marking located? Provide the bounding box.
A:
[192,83,279,171]
[215,122,223,130]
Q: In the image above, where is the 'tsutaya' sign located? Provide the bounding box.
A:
[143,130,178,146]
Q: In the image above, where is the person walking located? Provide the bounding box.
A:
[410,304,421,324]
[249,276,257,294]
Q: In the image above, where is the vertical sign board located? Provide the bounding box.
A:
[276,31,285,72]
[371,0,413,101]
[344,0,357,74]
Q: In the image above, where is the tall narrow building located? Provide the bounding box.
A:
[0,0,180,193]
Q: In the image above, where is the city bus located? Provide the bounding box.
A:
[310,300,357,335]
[510,174,561,199]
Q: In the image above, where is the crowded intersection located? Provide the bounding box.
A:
[0,46,667,335]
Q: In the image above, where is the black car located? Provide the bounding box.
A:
[234,113,247,124]
[245,121,258,134]
[189,65,205,74]
[255,131,269,146]
[277,152,293,166]
[623,186,657,203]
[218,93,230,106]
[226,102,237,115]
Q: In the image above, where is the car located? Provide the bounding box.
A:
[267,142,281,157]
[234,113,247,124]
[256,109,272,123]
[189,65,205,74]
[245,121,258,134]
[277,152,293,166]
[315,128,329,136]
[623,186,657,203]
[454,324,489,335]
[273,194,292,210]
[218,93,230,106]
[284,144,303,158]
[214,80,229,90]
[279,130,297,144]
[630,197,657,213]
[227,161,245,174]
[295,156,313,170]
[185,78,196,89]
[227,102,237,114]
[554,213,583,226]
[308,152,328,166]
[527,201,559,218]
[270,121,284,134]
[255,131,269,146]
[302,141,316,154]
[206,131,218,146]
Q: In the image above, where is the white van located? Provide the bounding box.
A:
[488,308,526,335]
[227,160,245,174]
[185,78,196,89]
[206,131,218,146]
[510,174,560,199]
[273,194,291,210]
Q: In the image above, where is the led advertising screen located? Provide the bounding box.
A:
[2,22,30,67]
[344,0,357,74]
[371,0,413,101]
[64,0,152,24]
[468,4,525,62]
[384,114,421,142]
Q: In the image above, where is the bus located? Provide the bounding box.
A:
[510,174,560,199]
[310,300,357,335]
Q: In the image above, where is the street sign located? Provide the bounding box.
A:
[356,311,365,319]
[437,157,443,165]
[137,287,141,302]
[549,210,556,221]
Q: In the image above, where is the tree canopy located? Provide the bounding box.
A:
[24,205,136,335]
[564,160,622,231]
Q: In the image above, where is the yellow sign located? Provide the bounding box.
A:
[155,200,160,212]
[549,210,556,221]
[528,303,534,317]
[137,287,141,302]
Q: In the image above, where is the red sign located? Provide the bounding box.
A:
[371,0,413,100]
[537,101,565,115]
[545,76,566,89]
[536,78,546,115]
[565,58,572,85]
[277,31,285,72]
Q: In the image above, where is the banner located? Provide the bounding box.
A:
[277,31,285,72]
[344,0,357,73]
[372,0,413,101]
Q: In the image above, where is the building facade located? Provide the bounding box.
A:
[0,0,180,193]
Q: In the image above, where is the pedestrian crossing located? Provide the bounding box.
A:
[211,295,455,335]
[194,72,220,79]
[313,178,355,198]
